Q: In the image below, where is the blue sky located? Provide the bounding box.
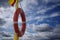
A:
[25,0,60,27]
[0,0,60,40]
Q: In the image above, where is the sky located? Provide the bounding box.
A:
[0,0,60,40]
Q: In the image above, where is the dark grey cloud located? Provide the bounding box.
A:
[0,18,6,32]
[22,24,60,40]
[47,25,60,40]
[35,25,53,32]
[0,31,12,37]
[0,27,5,31]
[2,33,12,37]
[28,24,53,32]
[0,18,6,26]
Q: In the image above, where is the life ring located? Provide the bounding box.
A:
[13,8,26,37]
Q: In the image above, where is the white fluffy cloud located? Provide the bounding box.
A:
[27,23,53,32]
[0,7,15,18]
[1,24,60,40]
[49,12,60,17]
[19,24,60,40]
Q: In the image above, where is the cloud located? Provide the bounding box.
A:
[35,24,53,32]
[27,24,53,32]
[2,31,12,37]
[47,25,60,40]
[0,7,15,18]
[3,23,52,40]
[0,18,6,33]
[20,24,60,40]
[37,2,60,14]
[0,18,6,26]
[49,12,60,17]
[23,0,60,24]
[17,22,60,40]
[0,31,13,40]
[0,7,15,30]
[43,0,60,3]
[20,31,52,40]
[1,24,60,40]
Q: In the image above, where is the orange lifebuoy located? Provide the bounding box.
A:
[13,8,26,37]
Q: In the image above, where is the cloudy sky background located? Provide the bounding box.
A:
[0,0,60,40]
